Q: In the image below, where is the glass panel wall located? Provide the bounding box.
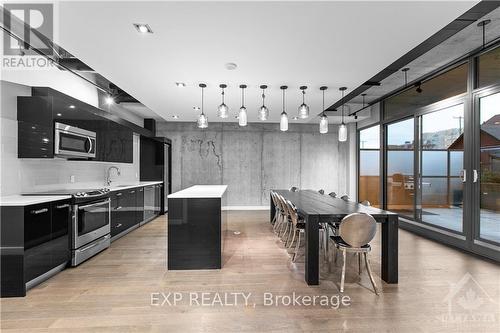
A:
[359,125,380,207]
[419,103,464,233]
[386,118,414,218]
[478,91,500,244]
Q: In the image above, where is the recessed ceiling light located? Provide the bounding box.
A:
[56,113,62,116]
[172,115,179,119]
[69,105,75,109]
[193,106,200,111]
[175,82,186,88]
[225,62,237,70]
[133,23,153,34]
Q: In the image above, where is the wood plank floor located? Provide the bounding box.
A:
[1,211,499,332]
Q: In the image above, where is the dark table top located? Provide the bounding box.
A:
[273,189,398,221]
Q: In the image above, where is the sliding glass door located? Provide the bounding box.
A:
[417,103,465,233]
[474,89,500,246]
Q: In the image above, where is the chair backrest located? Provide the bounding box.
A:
[318,189,325,195]
[275,194,285,212]
[339,213,377,247]
[270,191,278,207]
[340,195,350,201]
[328,192,337,198]
[285,200,299,226]
[289,186,299,192]
[360,200,371,206]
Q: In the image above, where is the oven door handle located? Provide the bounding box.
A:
[87,137,93,154]
[78,199,111,210]
[79,234,111,252]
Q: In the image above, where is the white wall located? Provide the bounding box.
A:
[0,80,140,196]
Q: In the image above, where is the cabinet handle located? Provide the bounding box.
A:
[473,169,478,183]
[116,206,122,210]
[31,208,48,215]
[130,190,135,194]
[55,204,69,209]
[115,223,122,228]
[139,189,143,192]
[116,193,123,196]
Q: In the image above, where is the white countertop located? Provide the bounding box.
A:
[0,195,72,206]
[108,181,163,192]
[1,181,164,206]
[168,185,228,198]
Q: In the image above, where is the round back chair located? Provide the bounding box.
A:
[340,195,350,201]
[289,186,299,192]
[318,189,325,195]
[338,213,377,248]
[328,192,337,198]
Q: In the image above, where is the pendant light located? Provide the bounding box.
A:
[280,86,288,132]
[298,86,310,119]
[217,84,229,118]
[258,85,269,121]
[338,87,347,142]
[238,84,248,127]
[197,83,208,129]
[319,86,328,134]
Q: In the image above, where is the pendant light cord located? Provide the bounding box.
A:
[282,89,285,112]
[241,87,245,107]
[221,87,225,104]
[262,88,265,106]
[322,89,325,116]
[302,89,305,104]
[341,89,345,124]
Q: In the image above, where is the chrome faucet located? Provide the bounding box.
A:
[106,166,121,186]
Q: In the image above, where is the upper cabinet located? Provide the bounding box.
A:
[17,87,133,163]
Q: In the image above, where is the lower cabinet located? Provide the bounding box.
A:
[0,199,70,297]
[143,185,155,221]
[110,187,146,239]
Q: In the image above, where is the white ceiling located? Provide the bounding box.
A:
[57,1,478,124]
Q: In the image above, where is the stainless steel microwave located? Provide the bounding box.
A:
[54,122,96,158]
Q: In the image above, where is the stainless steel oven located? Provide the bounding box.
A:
[54,122,96,158]
[72,197,111,266]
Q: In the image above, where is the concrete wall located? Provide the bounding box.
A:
[157,121,356,207]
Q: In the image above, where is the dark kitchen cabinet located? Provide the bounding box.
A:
[24,200,70,283]
[136,187,144,224]
[1,199,71,297]
[17,88,133,163]
[143,185,155,222]
[111,188,139,238]
[154,184,162,216]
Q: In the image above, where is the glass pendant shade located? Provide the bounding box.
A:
[197,113,208,128]
[217,103,229,118]
[319,115,328,134]
[338,123,347,142]
[238,106,247,126]
[258,105,269,121]
[298,103,309,119]
[280,112,288,131]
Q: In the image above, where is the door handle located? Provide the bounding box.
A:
[473,169,478,183]
[87,137,93,153]
[460,169,466,183]
[55,204,70,209]
[31,208,48,215]
[116,206,122,210]
[115,223,122,228]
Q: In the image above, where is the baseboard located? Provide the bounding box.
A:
[222,206,269,211]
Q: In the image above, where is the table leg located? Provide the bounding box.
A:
[381,215,398,283]
[305,214,319,285]
[270,193,275,224]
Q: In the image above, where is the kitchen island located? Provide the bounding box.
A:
[167,185,227,270]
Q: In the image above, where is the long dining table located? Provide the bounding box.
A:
[271,190,399,286]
